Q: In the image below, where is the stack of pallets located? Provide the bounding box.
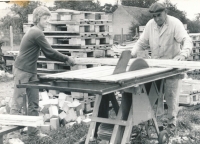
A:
[187,33,200,76]
[23,9,114,113]
[179,79,200,106]
[188,33,200,61]
[24,9,113,75]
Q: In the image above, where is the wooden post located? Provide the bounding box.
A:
[10,26,13,51]
[121,28,123,45]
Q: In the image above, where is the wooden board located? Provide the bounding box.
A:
[74,58,200,69]
[0,114,44,127]
[41,66,114,80]
[40,66,173,83]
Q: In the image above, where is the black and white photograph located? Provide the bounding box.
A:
[0,0,200,143]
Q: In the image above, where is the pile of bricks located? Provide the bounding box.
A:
[36,91,92,132]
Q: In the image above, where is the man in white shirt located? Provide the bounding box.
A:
[131,2,193,131]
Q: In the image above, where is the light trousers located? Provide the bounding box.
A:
[10,68,39,136]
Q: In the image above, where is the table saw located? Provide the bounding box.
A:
[17,50,189,144]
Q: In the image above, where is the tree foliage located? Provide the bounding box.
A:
[54,1,103,12]
[122,0,158,8]
[9,1,42,32]
[0,1,42,33]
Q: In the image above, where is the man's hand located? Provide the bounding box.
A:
[131,48,137,58]
[65,56,75,66]
[173,55,186,61]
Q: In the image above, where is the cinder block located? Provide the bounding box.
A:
[62,101,70,112]
[58,92,68,100]
[59,99,65,108]
[82,118,91,125]
[64,108,77,122]
[66,96,73,103]
[44,114,51,122]
[75,104,83,116]
[49,105,59,118]
[50,118,60,130]
[50,99,59,105]
[40,105,49,114]
[85,113,93,119]
[40,91,49,101]
[59,111,67,120]
[40,123,51,132]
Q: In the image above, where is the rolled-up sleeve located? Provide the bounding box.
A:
[174,21,193,58]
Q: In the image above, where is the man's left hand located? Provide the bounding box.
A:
[173,55,186,61]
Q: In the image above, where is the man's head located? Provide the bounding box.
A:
[149,3,167,26]
[33,6,51,28]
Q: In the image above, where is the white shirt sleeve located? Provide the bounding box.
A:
[174,20,193,58]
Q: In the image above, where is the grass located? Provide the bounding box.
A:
[4,123,89,144]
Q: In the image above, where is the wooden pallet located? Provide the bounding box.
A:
[46,36,113,46]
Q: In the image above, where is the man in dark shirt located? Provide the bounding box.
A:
[9,6,75,138]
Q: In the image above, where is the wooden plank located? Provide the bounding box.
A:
[91,117,128,126]
[73,69,114,80]
[85,95,102,144]
[45,35,80,38]
[53,48,93,52]
[41,66,114,80]
[96,68,172,83]
[0,126,24,136]
[0,114,44,127]
[74,58,200,69]
[51,44,81,47]
[43,67,172,83]
[121,105,133,144]
[110,103,123,144]
[43,31,79,34]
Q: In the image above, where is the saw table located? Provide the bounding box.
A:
[17,52,189,143]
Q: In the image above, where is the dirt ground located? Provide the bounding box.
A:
[0,80,14,105]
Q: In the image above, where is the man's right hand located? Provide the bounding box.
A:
[65,56,75,66]
[131,48,137,58]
